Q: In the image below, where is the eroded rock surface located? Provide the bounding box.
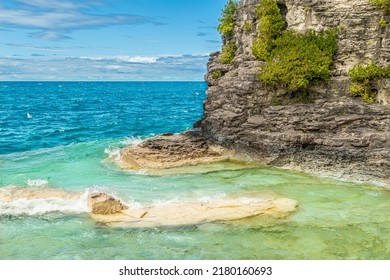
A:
[0,187,298,226]
[115,0,390,186]
[201,0,390,186]
[118,130,231,170]
[90,194,298,228]
[88,192,129,215]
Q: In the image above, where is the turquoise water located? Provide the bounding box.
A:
[0,82,389,260]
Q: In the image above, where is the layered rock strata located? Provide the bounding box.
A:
[120,0,390,186]
[201,0,390,185]
[118,130,231,170]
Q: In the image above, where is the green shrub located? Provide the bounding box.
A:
[220,42,237,64]
[349,62,386,81]
[349,81,376,103]
[379,18,387,28]
[243,20,254,32]
[337,26,346,31]
[370,0,390,13]
[348,62,390,103]
[218,0,238,37]
[212,70,223,79]
[252,0,337,93]
[252,0,285,60]
[258,29,337,92]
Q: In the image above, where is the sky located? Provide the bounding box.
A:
[0,0,228,81]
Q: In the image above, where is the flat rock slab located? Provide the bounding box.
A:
[0,187,298,228]
[118,131,232,170]
[0,186,80,202]
[90,196,298,228]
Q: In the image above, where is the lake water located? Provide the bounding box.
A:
[0,82,389,260]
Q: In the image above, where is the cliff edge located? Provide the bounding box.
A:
[120,0,390,186]
[201,0,390,185]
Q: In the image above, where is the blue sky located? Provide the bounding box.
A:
[0,0,228,81]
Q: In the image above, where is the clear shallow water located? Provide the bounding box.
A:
[0,82,389,260]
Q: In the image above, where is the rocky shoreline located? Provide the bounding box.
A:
[118,0,390,188]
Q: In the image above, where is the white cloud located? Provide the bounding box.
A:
[0,54,210,81]
[29,31,72,40]
[0,1,164,41]
[15,0,85,10]
[2,43,66,52]
[80,56,159,64]
[119,56,158,63]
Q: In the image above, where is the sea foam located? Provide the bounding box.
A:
[27,179,49,187]
[120,136,144,146]
[104,136,144,161]
[0,188,90,216]
[104,147,121,161]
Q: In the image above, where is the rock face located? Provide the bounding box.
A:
[285,0,390,74]
[201,0,390,185]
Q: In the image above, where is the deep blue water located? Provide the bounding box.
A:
[0,82,206,154]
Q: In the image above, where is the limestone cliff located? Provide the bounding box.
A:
[119,0,389,186]
[201,0,390,185]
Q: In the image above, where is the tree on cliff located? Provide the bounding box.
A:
[218,0,238,38]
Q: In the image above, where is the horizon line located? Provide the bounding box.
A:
[0,80,206,82]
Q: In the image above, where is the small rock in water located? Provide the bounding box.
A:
[88,192,129,215]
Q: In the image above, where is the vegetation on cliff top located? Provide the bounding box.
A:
[370,0,390,13]
[252,0,285,60]
[258,30,337,92]
[218,0,238,37]
[349,62,390,103]
[253,0,337,92]
[218,0,238,65]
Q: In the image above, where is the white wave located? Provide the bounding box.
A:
[0,191,89,216]
[120,136,144,146]
[27,179,49,187]
[104,147,121,161]
[104,137,144,162]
